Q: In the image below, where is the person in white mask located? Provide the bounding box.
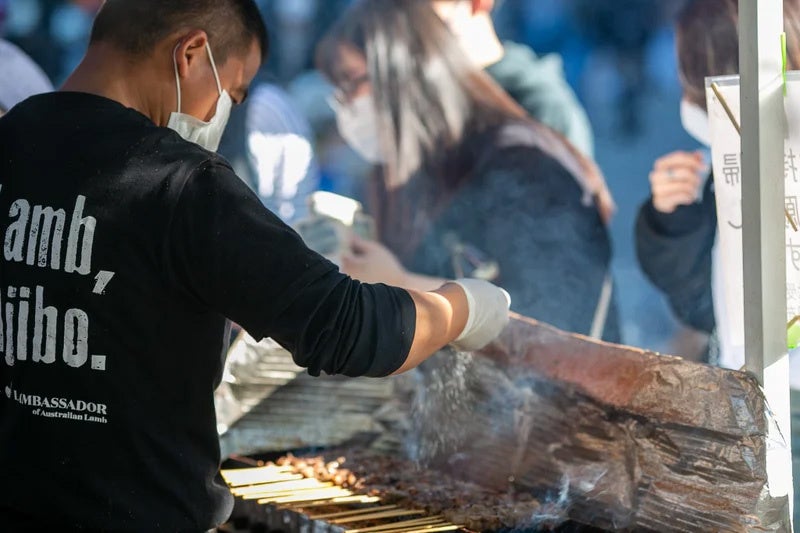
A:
[639,0,800,364]
[635,0,800,525]
[0,0,511,530]
[166,41,233,152]
[318,0,621,343]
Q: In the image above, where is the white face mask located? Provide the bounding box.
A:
[167,42,232,152]
[680,99,710,147]
[332,93,383,163]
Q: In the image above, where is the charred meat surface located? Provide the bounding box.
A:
[273,451,547,531]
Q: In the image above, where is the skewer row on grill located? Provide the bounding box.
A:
[222,465,465,533]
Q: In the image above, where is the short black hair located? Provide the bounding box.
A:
[90,0,269,65]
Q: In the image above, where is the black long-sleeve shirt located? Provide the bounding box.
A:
[635,176,717,334]
[0,92,415,531]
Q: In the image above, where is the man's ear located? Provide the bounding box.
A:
[173,30,209,79]
[472,0,495,15]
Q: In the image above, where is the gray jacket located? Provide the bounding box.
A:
[486,41,594,156]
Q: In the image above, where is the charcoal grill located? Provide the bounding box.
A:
[220,451,611,533]
[218,318,791,532]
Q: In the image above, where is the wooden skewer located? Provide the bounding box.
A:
[221,465,293,477]
[345,522,453,533]
[345,522,450,533]
[234,479,332,494]
[789,212,800,232]
[232,477,323,496]
[239,482,337,500]
[345,517,449,533]
[283,495,381,508]
[228,474,305,490]
[253,483,346,499]
[710,81,799,232]
[311,505,398,520]
[332,509,426,524]
[259,488,354,505]
[711,82,741,134]
[254,488,351,503]
[401,526,463,533]
[221,466,294,487]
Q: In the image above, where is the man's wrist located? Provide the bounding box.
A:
[433,282,470,342]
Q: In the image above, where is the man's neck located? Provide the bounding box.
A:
[455,13,505,69]
[61,44,171,126]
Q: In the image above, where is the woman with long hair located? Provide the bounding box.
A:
[317,0,619,342]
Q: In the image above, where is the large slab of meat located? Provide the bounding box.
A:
[402,315,789,532]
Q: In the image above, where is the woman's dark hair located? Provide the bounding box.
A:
[317,0,604,252]
[677,0,800,109]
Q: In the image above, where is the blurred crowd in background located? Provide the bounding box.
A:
[0,0,702,356]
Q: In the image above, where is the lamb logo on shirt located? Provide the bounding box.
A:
[4,195,94,273]
[1,194,112,372]
[3,383,108,423]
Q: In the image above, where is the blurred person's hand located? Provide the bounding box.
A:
[342,235,409,287]
[649,151,708,214]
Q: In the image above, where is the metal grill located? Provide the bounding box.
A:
[219,318,784,532]
[217,335,400,459]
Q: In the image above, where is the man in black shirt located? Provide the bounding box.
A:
[0,1,510,530]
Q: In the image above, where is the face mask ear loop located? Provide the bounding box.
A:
[205,42,223,95]
[172,43,182,113]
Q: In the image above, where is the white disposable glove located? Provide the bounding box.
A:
[449,279,511,352]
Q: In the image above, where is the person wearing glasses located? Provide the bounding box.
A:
[317,0,620,342]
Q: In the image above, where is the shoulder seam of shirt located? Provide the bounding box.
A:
[160,157,227,297]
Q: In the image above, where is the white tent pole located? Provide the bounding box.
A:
[740,0,793,528]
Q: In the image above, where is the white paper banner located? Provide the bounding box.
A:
[705,74,800,371]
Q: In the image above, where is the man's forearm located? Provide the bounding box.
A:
[391,284,469,375]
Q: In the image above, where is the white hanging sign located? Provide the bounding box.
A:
[705,74,800,373]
